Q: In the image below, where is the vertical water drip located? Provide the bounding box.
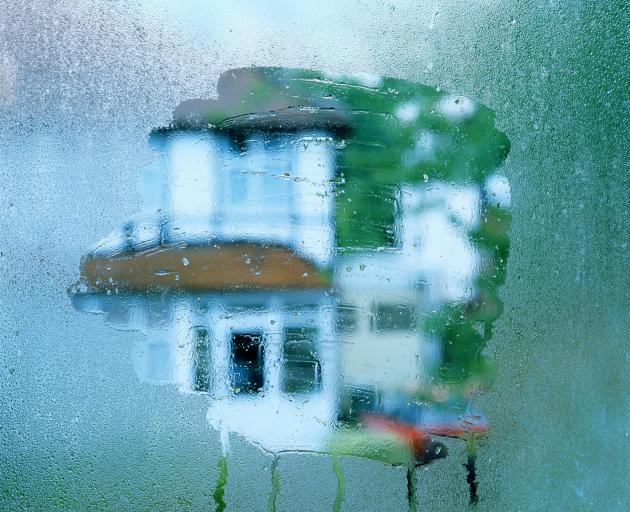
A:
[465,439,479,505]
[212,457,228,512]
[331,456,346,512]
[267,454,280,512]
[406,465,418,512]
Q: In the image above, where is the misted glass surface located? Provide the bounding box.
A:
[1,2,627,511]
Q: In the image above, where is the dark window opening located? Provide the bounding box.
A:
[192,326,211,392]
[231,332,265,394]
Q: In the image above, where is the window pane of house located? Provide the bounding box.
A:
[191,326,211,392]
[282,327,322,394]
[231,332,265,394]
[373,303,415,332]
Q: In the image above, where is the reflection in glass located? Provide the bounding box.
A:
[70,67,510,504]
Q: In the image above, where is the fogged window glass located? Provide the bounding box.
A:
[1,2,625,511]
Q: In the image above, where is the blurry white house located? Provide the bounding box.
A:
[72,95,346,452]
[93,131,336,267]
[74,287,337,453]
[334,176,509,393]
[71,66,510,453]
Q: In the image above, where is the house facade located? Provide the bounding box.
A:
[71,67,511,458]
[72,96,345,452]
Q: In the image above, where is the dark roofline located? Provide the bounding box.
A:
[149,106,352,145]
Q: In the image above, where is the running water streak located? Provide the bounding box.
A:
[465,439,479,505]
[406,465,418,512]
[212,457,228,512]
[267,455,280,512]
[465,455,478,505]
[332,456,346,512]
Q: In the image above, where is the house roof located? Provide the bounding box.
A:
[151,67,352,139]
[149,66,510,185]
[76,242,330,293]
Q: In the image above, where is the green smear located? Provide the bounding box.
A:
[332,457,346,512]
[212,457,228,512]
[326,428,416,466]
[267,455,280,512]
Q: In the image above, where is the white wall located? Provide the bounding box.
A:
[132,130,336,266]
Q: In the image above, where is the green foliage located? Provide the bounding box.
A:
[424,206,511,386]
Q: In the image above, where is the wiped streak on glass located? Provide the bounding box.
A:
[69,67,511,499]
